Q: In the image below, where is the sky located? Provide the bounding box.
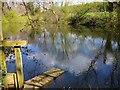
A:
[1,0,118,4]
[69,0,103,4]
[1,0,104,3]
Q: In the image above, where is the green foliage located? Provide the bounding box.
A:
[2,10,29,33]
[80,12,110,26]
[27,2,35,15]
[70,11,117,27]
[2,2,119,28]
[43,6,63,23]
[43,2,108,23]
[69,2,107,24]
[68,2,118,27]
[2,10,28,23]
[35,6,41,13]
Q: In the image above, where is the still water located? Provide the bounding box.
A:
[3,23,120,88]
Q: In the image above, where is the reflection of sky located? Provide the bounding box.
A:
[24,32,113,76]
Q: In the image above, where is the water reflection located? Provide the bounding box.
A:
[3,24,120,88]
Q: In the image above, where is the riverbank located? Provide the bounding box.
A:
[2,2,120,29]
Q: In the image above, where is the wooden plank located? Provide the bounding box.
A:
[25,75,45,87]
[25,75,53,88]
[4,73,17,88]
[39,76,53,86]
[24,68,64,88]
[0,40,27,47]
[14,48,24,88]
[24,84,39,89]
[43,68,65,78]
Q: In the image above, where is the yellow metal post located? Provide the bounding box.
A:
[0,51,7,88]
[14,47,24,88]
[0,51,7,74]
[0,1,7,88]
[0,1,3,41]
[0,1,27,88]
[0,40,27,88]
[0,40,27,47]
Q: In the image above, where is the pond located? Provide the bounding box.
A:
[2,23,120,88]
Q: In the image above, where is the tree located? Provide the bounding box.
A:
[117,1,120,28]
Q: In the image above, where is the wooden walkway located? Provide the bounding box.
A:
[5,68,64,89]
